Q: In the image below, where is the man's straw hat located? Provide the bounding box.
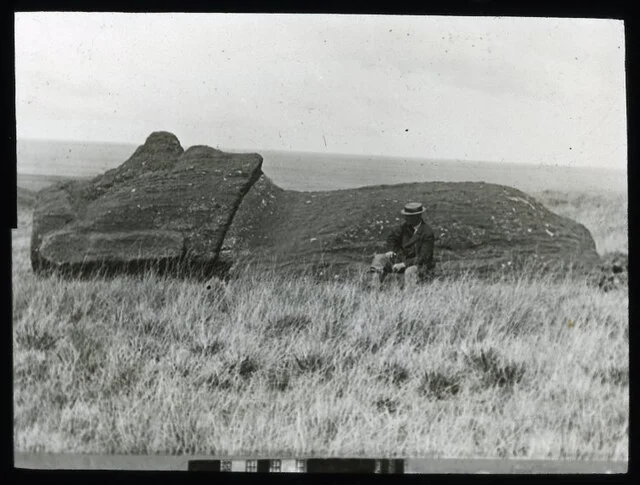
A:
[400,202,426,215]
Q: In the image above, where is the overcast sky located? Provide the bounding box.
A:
[15,13,626,170]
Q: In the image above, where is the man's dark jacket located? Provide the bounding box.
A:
[386,219,436,271]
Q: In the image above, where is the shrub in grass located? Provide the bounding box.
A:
[321,417,340,441]
[104,366,139,398]
[466,347,526,389]
[376,362,411,386]
[354,336,381,354]
[266,366,291,392]
[195,372,234,391]
[374,398,399,414]
[340,352,359,371]
[15,322,60,352]
[418,370,462,400]
[190,339,225,357]
[228,356,260,380]
[43,381,71,410]
[597,366,628,387]
[293,353,324,373]
[318,317,346,340]
[265,314,312,338]
[292,352,334,381]
[14,350,48,382]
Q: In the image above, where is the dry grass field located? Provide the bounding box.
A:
[12,181,627,460]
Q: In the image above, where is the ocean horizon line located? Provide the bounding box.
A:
[15,137,626,173]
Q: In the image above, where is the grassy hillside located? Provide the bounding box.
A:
[12,187,627,460]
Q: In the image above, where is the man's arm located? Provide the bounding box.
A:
[386,225,403,253]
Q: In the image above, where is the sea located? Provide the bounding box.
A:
[16,138,627,195]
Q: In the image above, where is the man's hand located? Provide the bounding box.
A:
[392,262,406,272]
[385,251,396,259]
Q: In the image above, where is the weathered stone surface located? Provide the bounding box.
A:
[31,132,263,277]
[221,175,601,278]
[39,230,184,265]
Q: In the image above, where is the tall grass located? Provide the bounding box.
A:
[12,191,628,460]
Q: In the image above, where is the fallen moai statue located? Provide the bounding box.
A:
[221,175,602,279]
[31,131,603,281]
[30,131,263,278]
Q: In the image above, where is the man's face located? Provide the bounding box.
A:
[404,214,422,226]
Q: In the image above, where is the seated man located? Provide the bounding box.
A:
[369,202,435,289]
